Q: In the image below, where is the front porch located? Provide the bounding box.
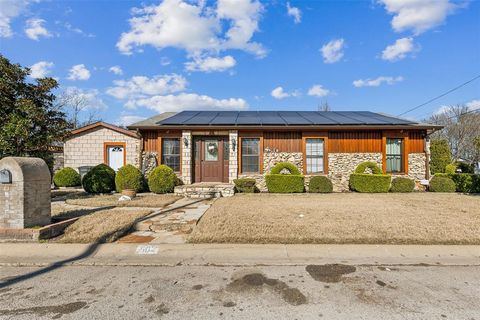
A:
[174,182,235,198]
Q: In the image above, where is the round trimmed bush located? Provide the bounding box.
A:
[354,161,382,174]
[308,176,333,193]
[53,167,81,187]
[115,164,144,193]
[270,162,301,175]
[429,176,456,193]
[148,165,177,194]
[390,177,415,193]
[82,164,116,194]
[445,163,456,174]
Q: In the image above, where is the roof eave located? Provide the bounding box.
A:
[130,124,443,130]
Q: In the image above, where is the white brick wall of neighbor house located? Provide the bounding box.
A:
[64,127,140,171]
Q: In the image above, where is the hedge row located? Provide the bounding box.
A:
[349,174,392,193]
[434,173,480,193]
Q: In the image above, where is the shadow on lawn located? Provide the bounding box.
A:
[0,198,207,289]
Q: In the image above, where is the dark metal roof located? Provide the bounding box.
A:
[157,111,417,126]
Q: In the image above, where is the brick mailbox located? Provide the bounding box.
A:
[0,157,51,229]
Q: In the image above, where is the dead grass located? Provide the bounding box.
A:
[189,193,480,244]
[65,193,181,208]
[58,208,152,243]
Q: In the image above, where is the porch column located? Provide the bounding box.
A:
[181,130,192,184]
[229,130,238,183]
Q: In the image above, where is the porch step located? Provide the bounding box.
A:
[174,183,235,198]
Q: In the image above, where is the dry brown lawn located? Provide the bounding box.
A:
[189,193,480,244]
[65,193,181,208]
[58,208,152,243]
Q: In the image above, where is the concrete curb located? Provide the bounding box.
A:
[1,243,480,267]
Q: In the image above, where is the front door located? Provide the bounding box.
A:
[106,144,125,171]
[194,137,229,183]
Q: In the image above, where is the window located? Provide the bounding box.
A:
[162,138,180,172]
[305,138,324,173]
[241,138,260,173]
[386,138,403,172]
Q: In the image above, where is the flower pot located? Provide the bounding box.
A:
[121,189,137,198]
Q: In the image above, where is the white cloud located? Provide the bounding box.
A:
[466,99,480,111]
[381,37,417,61]
[271,86,300,99]
[24,18,51,40]
[64,87,107,110]
[116,115,146,126]
[378,0,458,35]
[64,22,95,38]
[0,0,31,38]
[320,38,345,64]
[106,74,187,100]
[185,55,236,72]
[128,93,248,112]
[117,0,265,58]
[353,76,404,88]
[160,57,171,66]
[307,84,330,97]
[30,61,54,78]
[67,64,91,81]
[287,2,301,24]
[109,65,123,75]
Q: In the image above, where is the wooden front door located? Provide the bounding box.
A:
[193,137,229,183]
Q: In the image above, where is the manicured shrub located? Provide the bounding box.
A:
[53,167,81,187]
[445,163,456,174]
[82,164,116,194]
[349,174,391,193]
[430,139,452,174]
[115,164,144,193]
[429,176,456,193]
[390,177,415,193]
[354,161,382,174]
[308,176,333,193]
[270,162,301,175]
[148,165,177,194]
[434,173,480,193]
[471,175,480,193]
[265,174,304,193]
[233,178,257,193]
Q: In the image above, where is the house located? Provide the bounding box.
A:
[127,111,442,191]
[64,122,140,174]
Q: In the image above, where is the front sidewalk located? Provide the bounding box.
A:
[1,243,480,267]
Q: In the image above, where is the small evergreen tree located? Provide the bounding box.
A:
[430,139,452,174]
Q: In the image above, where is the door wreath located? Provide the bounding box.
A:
[206,142,218,156]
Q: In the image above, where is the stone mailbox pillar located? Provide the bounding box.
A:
[0,157,51,229]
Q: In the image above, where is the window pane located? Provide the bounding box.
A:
[386,138,403,172]
[205,140,219,161]
[241,138,260,173]
[162,138,180,172]
[306,138,324,174]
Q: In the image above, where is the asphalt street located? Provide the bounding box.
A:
[1,264,479,319]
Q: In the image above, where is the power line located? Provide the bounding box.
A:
[430,108,480,124]
[397,74,480,117]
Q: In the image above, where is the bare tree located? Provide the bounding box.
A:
[318,100,331,111]
[427,104,480,162]
[56,88,101,129]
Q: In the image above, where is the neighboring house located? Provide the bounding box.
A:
[128,111,442,191]
[64,122,140,173]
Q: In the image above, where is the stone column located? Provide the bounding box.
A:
[181,130,192,184]
[228,130,238,183]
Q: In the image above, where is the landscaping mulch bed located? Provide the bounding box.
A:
[65,193,181,208]
[189,193,480,244]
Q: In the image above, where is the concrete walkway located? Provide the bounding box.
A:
[1,243,480,267]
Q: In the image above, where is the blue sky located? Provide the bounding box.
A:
[1,0,479,125]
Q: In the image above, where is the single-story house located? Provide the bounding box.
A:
[127,111,442,191]
[64,122,140,173]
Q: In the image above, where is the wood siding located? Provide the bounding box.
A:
[263,131,302,152]
[142,130,159,152]
[328,131,382,153]
[409,131,425,153]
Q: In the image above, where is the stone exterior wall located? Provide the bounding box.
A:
[141,151,158,176]
[52,151,64,173]
[406,153,427,181]
[180,131,192,184]
[328,153,383,192]
[239,149,303,192]
[64,127,140,171]
[228,130,238,183]
[0,157,51,229]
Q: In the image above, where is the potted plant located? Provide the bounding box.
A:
[115,165,144,198]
